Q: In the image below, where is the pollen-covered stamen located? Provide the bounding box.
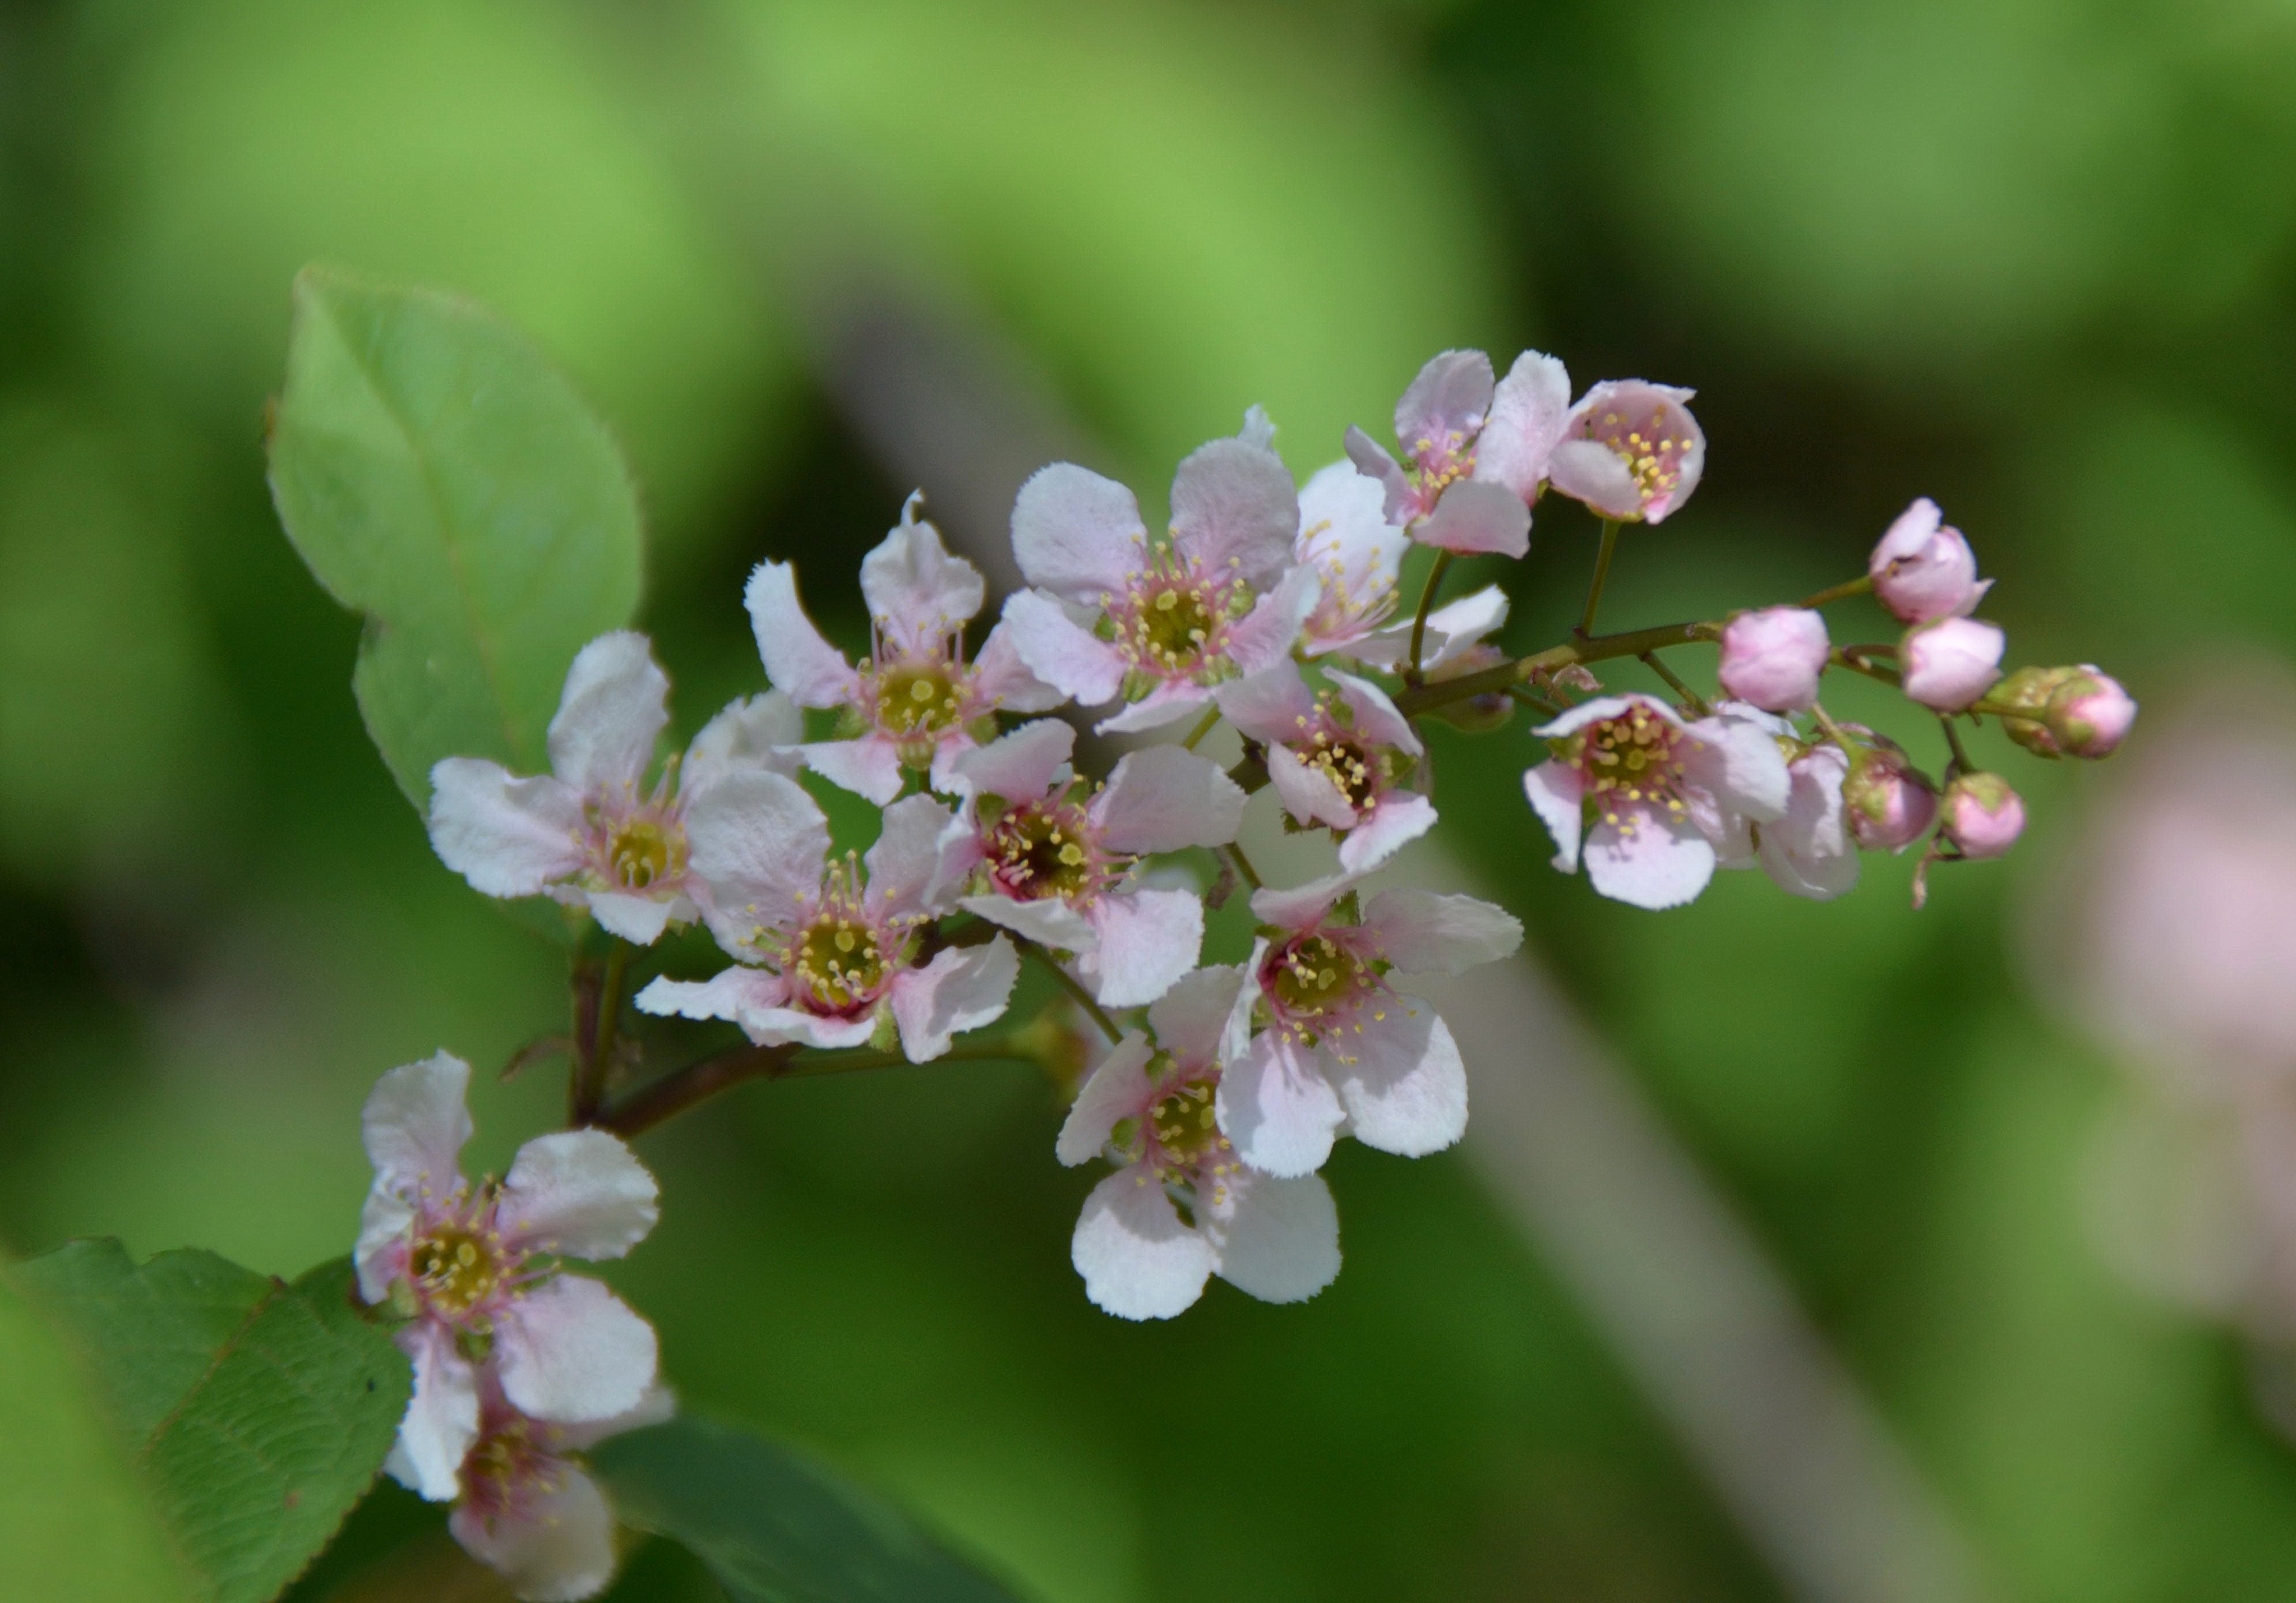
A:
[409,1213,523,1318]
[985,790,1121,904]
[1407,428,1476,511]
[1290,692,1396,812]
[1580,408,1688,508]
[459,1414,567,1524]
[606,817,682,890]
[1147,1074,1226,1170]
[1556,705,1695,831]
[870,661,967,737]
[1104,550,1254,683]
[778,853,910,1015]
[1300,522,1399,641]
[1264,931,1382,1047]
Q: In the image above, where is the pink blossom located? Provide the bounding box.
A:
[1058,968,1340,1319]
[635,778,1016,1061]
[1472,349,1574,507]
[1216,875,1521,1178]
[1997,664,2138,759]
[1292,459,1410,657]
[1717,607,1830,713]
[355,1054,661,1502]
[1544,380,1705,524]
[1756,743,1860,900]
[1345,350,1533,556]
[1001,415,1318,732]
[948,718,1244,1007]
[428,633,801,945]
[1940,772,2024,858]
[1217,664,1435,873]
[1868,498,1992,624]
[1522,695,1790,910]
[1839,729,1938,852]
[745,495,1064,803]
[1900,616,2005,711]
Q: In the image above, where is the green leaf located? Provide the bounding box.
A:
[594,1417,1027,1603]
[14,1242,414,1603]
[265,264,644,812]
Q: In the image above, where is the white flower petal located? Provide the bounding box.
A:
[1325,669,1420,755]
[1267,742,1356,831]
[1343,426,1413,522]
[1759,746,1861,901]
[953,717,1073,805]
[1363,887,1522,974]
[1324,1003,1467,1158]
[362,1052,473,1202]
[962,893,1098,951]
[427,759,586,897]
[860,495,986,654]
[1337,792,1437,873]
[634,966,789,1027]
[583,890,681,946]
[1206,1170,1340,1305]
[1417,585,1511,672]
[1071,1167,1215,1320]
[450,1464,618,1602]
[1395,349,1495,445]
[546,632,671,796]
[1011,462,1146,602]
[1213,663,1316,745]
[865,794,965,921]
[1000,589,1128,706]
[1215,1032,1345,1179]
[685,693,803,792]
[1219,565,1319,676]
[891,938,1019,1062]
[969,622,1068,714]
[1095,686,1212,735]
[496,1275,658,1424]
[391,1322,479,1502]
[1247,872,1356,933]
[800,736,906,807]
[1169,434,1299,588]
[1584,807,1717,910]
[1084,889,1202,1009]
[1091,746,1247,855]
[1522,761,1585,872]
[684,769,830,953]
[499,1130,660,1262]
[1056,1031,1155,1165]
[743,562,859,708]
[1474,348,1572,501]
[1145,965,1245,1068]
[354,1188,415,1305]
[1684,712,1792,822]
[1546,437,1643,521]
[1417,479,1530,559]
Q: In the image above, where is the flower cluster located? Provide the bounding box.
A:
[373,343,2136,1585]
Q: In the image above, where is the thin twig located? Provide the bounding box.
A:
[1390,619,1720,720]
[1639,650,1710,717]
[1018,938,1122,1043]
[1408,550,1455,678]
[1797,573,1875,609]
[1223,841,1265,892]
[1577,518,1622,637]
[1179,705,1222,752]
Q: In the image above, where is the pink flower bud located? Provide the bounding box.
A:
[1901,616,2004,711]
[2050,667,2136,759]
[1841,730,1937,852]
[1717,607,1829,712]
[1869,498,1991,623]
[1941,772,2024,859]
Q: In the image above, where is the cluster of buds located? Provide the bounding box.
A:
[382,340,2139,1586]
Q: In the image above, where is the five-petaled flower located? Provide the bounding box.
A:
[1059,966,1341,1320]
[357,1053,661,1504]
[1345,349,1535,557]
[1000,413,1318,732]
[745,494,1065,803]
[1216,875,1521,1179]
[1218,663,1437,872]
[948,718,1245,1007]
[1543,379,1706,524]
[428,631,800,944]
[1522,694,1790,910]
[635,774,1017,1060]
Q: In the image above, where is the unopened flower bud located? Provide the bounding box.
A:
[1901,616,2004,711]
[2048,667,2136,759]
[1717,606,1829,712]
[1941,772,2024,859]
[1869,498,1991,623]
[1840,729,1937,852]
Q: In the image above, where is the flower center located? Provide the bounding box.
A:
[1579,409,1687,509]
[1408,430,1475,509]
[1267,933,1373,1034]
[1302,728,1383,811]
[986,797,1106,902]
[608,818,682,890]
[410,1223,514,1316]
[461,1415,563,1521]
[1556,705,1692,826]
[874,663,966,737]
[1147,1075,1225,1170]
[1109,553,1253,686]
[791,915,885,1013]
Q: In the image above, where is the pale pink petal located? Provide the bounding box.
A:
[970,622,1068,713]
[1295,458,1407,654]
[1682,713,1792,821]
[1364,887,1522,974]
[354,1188,414,1306]
[1000,589,1128,706]
[742,563,858,708]
[1474,349,1572,501]
[865,794,965,921]
[684,693,802,792]
[1207,1170,1340,1306]
[499,1130,659,1261]
[800,736,906,807]
[391,1322,479,1502]
[1324,1003,1467,1158]
[553,1384,677,1452]
[1011,462,1146,602]
[1336,791,1438,871]
[1584,807,1717,909]
[684,770,830,950]
[1095,685,1211,735]
[1220,565,1318,675]
[1056,1031,1156,1165]
[1343,426,1414,524]
[1417,585,1511,672]
[1221,939,1268,1066]
[449,1464,617,1602]
[1216,1032,1345,1179]
[744,1008,881,1051]
[1534,693,1683,740]
[860,494,986,654]
[427,759,586,897]
[1213,663,1317,744]
[1091,746,1247,854]
[1395,348,1495,449]
[891,938,1019,1062]
[362,1052,473,1205]
[1072,1167,1215,1320]
[496,1275,658,1424]
[954,717,1072,805]
[1169,432,1298,587]
[1522,761,1586,872]
[1326,669,1420,754]
[1145,965,1245,1067]
[1416,479,1530,558]
[1084,889,1203,1008]
[961,893,1098,951]
[546,632,670,796]
[1247,872,1355,933]
[582,890,681,946]
[1759,746,1860,901]
[1545,437,1642,521]
[1267,742,1357,831]
[633,966,791,1034]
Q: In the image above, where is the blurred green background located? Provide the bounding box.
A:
[5,0,2296,1598]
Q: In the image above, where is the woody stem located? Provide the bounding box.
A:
[592,1038,1033,1138]
[1390,619,1722,720]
